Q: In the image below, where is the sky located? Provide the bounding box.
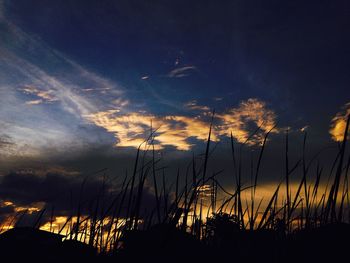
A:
[0,0,349,223]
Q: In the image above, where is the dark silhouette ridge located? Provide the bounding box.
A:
[0,226,64,243]
[117,223,207,262]
[0,215,349,262]
[0,227,98,263]
[286,223,350,262]
[116,222,350,263]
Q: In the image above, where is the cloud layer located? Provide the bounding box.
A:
[0,171,159,227]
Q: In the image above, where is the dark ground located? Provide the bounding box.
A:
[0,223,349,263]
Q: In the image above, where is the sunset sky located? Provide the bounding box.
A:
[0,0,349,224]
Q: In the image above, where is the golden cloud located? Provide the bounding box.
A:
[85,98,278,150]
[330,102,350,141]
[85,110,215,150]
[217,98,278,145]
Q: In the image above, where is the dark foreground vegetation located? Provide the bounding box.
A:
[0,115,349,262]
[0,222,349,263]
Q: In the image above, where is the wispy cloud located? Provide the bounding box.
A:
[184,100,210,112]
[167,66,197,78]
[330,102,350,141]
[55,52,123,97]
[1,15,125,115]
[0,15,128,157]
[20,85,58,105]
[25,100,43,105]
[0,119,76,158]
[3,51,96,117]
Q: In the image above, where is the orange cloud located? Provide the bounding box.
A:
[217,98,278,145]
[86,98,278,150]
[158,115,217,150]
[330,102,350,141]
[85,111,215,150]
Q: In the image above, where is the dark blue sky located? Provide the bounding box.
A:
[8,0,350,111]
[0,0,349,177]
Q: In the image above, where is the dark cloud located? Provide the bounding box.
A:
[0,202,15,223]
[0,171,110,226]
[0,170,161,226]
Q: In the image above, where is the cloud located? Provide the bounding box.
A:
[0,131,46,159]
[0,16,124,116]
[55,52,123,97]
[0,134,17,156]
[1,49,97,117]
[0,12,280,157]
[329,102,350,141]
[0,201,16,225]
[20,85,58,105]
[85,110,216,151]
[0,118,82,159]
[0,171,160,226]
[217,98,278,145]
[300,126,309,132]
[111,98,129,109]
[25,100,43,105]
[85,98,278,150]
[0,134,14,148]
[184,100,210,112]
[0,171,106,209]
[0,16,128,158]
[85,110,156,149]
[167,66,197,78]
[157,115,217,150]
